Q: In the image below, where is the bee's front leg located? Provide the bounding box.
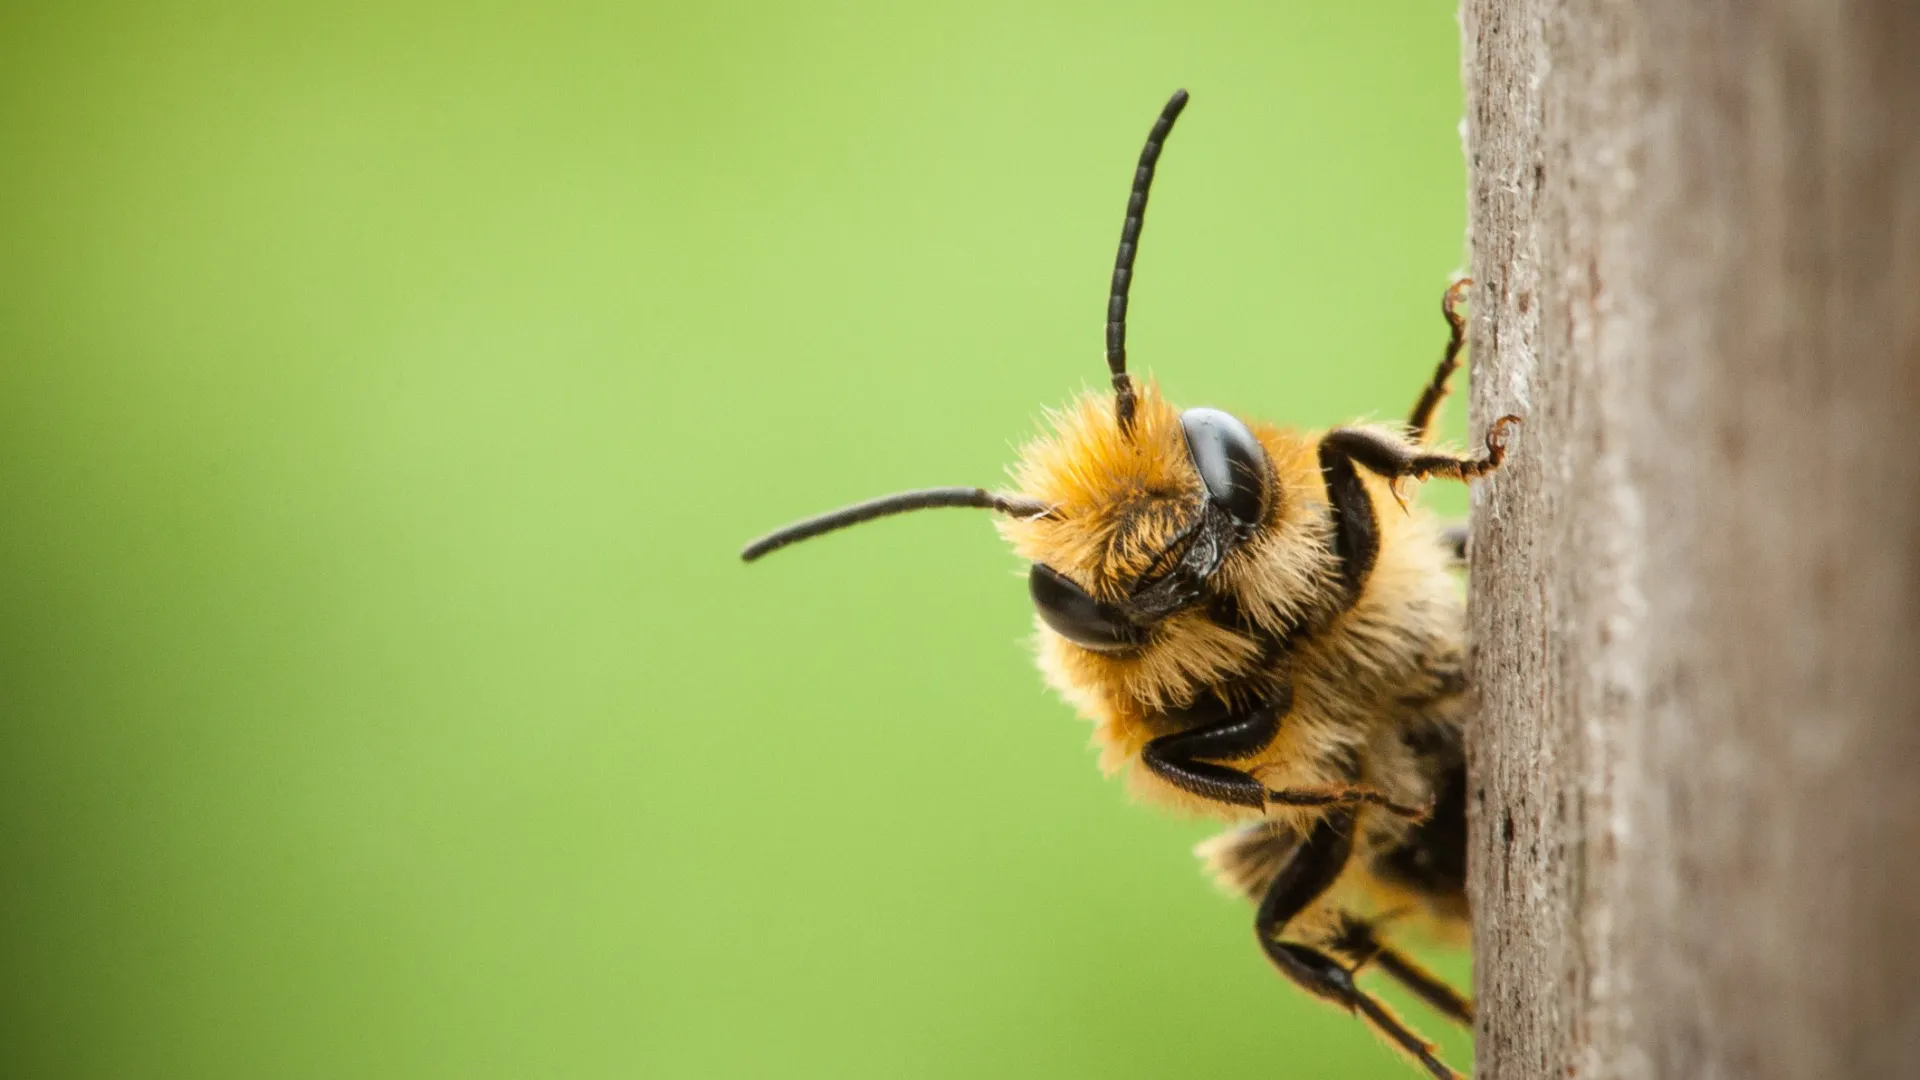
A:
[1138,688,1291,809]
[1139,686,1428,820]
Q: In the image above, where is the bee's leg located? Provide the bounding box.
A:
[1268,941,1464,1079]
[1265,785,1432,821]
[1140,689,1428,819]
[1329,916,1475,1027]
[1374,947,1475,1027]
[1258,815,1461,1080]
[1406,278,1472,443]
[1139,689,1289,810]
[1324,415,1519,491]
[1317,416,1518,596]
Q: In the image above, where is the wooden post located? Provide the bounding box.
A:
[1461,3,1920,1077]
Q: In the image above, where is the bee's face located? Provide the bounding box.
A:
[998,385,1274,655]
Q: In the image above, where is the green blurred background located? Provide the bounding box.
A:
[1,2,1473,1077]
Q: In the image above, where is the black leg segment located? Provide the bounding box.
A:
[1330,916,1475,1028]
[1317,415,1519,596]
[1321,416,1518,491]
[1253,811,1355,935]
[1375,947,1475,1028]
[1254,813,1463,1080]
[1317,437,1381,596]
[1141,689,1288,809]
[1267,942,1462,1078]
[1141,687,1432,818]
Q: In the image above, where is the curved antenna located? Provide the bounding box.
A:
[1106,88,1190,433]
[741,487,1049,562]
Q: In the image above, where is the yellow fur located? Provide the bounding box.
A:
[996,381,1473,929]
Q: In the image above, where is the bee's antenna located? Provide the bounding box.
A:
[741,487,1050,562]
[1107,88,1190,434]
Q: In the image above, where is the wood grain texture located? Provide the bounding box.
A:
[1460,2,1920,1077]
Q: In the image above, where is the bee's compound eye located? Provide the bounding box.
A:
[1180,407,1272,528]
[1027,563,1146,653]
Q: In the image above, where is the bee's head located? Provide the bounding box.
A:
[994,383,1274,655]
[738,378,1283,660]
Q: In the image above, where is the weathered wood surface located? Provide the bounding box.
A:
[1460,2,1920,1077]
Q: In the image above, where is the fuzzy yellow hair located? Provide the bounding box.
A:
[995,382,1465,831]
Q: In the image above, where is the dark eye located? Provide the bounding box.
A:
[1180,407,1271,528]
[1028,563,1146,653]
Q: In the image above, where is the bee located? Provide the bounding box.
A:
[741,89,1518,1080]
